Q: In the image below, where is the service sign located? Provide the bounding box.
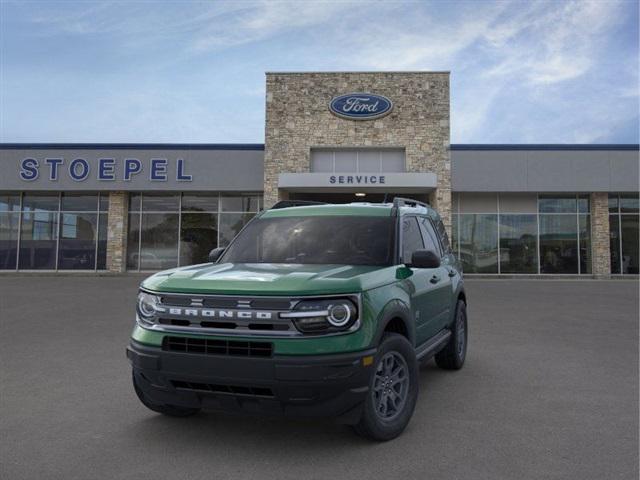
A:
[329,93,393,120]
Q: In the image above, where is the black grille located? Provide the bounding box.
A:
[171,380,274,397]
[162,336,273,357]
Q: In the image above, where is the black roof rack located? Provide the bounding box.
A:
[392,197,429,209]
[271,200,328,209]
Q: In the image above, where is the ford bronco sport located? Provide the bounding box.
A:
[127,198,467,441]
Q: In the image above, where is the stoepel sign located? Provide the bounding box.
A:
[329,93,393,120]
[19,157,192,182]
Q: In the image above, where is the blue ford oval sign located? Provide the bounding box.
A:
[329,93,393,120]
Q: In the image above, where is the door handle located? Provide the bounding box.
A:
[448,269,457,277]
[430,275,440,284]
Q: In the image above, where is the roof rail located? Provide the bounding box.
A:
[271,200,328,209]
[392,197,429,209]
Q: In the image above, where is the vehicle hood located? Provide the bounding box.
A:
[141,263,397,296]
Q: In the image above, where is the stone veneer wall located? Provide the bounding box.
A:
[106,191,129,273]
[264,72,451,232]
[590,192,611,277]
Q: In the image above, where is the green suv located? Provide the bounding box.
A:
[127,198,467,440]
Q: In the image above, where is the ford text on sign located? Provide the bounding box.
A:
[329,93,393,120]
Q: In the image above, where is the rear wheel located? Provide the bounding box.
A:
[353,333,418,441]
[132,371,200,417]
[435,300,467,370]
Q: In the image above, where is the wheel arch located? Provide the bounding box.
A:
[372,299,416,347]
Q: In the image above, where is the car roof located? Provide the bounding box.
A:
[261,202,437,219]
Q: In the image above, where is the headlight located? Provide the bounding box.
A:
[281,298,358,334]
[137,291,160,322]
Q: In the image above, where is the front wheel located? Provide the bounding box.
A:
[353,333,419,441]
[435,300,467,370]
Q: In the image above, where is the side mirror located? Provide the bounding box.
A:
[408,249,440,269]
[208,247,225,263]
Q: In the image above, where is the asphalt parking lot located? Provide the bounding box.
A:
[1,276,638,480]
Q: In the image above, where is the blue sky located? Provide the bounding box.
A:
[1,0,638,144]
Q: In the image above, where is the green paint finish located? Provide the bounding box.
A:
[261,204,392,218]
[142,263,399,296]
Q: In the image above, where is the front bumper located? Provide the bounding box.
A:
[127,340,376,423]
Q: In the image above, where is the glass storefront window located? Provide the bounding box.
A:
[127,213,141,270]
[609,215,621,274]
[180,213,218,266]
[57,212,98,269]
[220,194,260,213]
[538,196,577,213]
[539,215,578,274]
[620,194,639,214]
[22,193,59,212]
[142,193,180,212]
[620,216,639,274]
[0,192,21,212]
[499,215,537,273]
[19,211,58,269]
[0,212,19,269]
[61,193,99,211]
[579,215,591,274]
[609,194,639,274]
[126,192,261,270]
[457,214,498,273]
[2,192,108,270]
[181,193,219,212]
[139,213,179,270]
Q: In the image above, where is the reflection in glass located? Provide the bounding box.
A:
[620,194,639,214]
[141,193,179,212]
[22,193,59,212]
[621,215,639,274]
[61,193,98,211]
[458,214,498,273]
[126,213,141,270]
[538,196,577,213]
[19,211,58,269]
[0,212,19,269]
[579,215,591,274]
[609,215,621,274]
[57,213,98,269]
[97,213,108,270]
[181,193,219,212]
[499,215,537,273]
[219,213,255,246]
[451,214,459,257]
[139,213,179,269]
[0,193,21,212]
[577,195,590,214]
[99,193,109,212]
[539,215,578,273]
[220,195,260,213]
[180,213,218,266]
[608,194,619,213]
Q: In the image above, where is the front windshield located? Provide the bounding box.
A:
[220,215,395,266]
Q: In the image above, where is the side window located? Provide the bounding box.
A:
[435,218,451,254]
[418,217,441,257]
[402,217,424,264]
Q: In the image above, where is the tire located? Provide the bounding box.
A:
[435,300,467,370]
[353,333,419,441]
[132,371,201,418]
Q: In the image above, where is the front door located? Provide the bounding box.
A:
[400,216,448,345]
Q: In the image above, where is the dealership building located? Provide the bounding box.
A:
[0,72,638,276]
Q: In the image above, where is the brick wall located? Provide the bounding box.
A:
[106,191,128,273]
[591,192,611,277]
